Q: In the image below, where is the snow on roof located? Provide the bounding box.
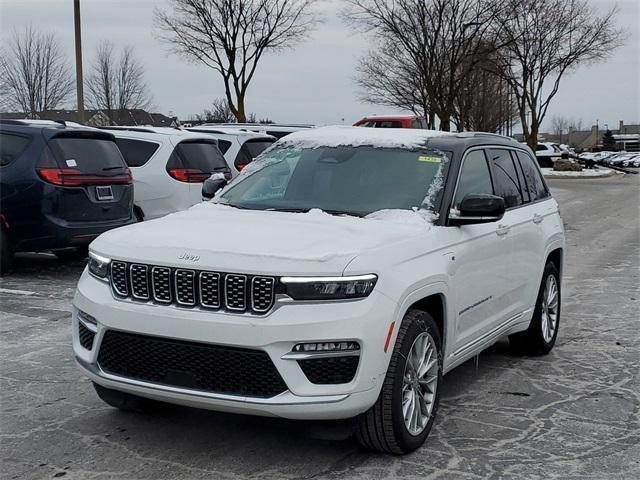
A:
[279,125,453,150]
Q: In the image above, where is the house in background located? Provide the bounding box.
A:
[0,109,179,128]
[515,120,639,152]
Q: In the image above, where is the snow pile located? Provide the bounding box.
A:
[541,167,618,178]
[279,125,453,150]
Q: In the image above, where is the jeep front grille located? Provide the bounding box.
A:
[109,261,275,314]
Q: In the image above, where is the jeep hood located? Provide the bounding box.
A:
[91,203,434,275]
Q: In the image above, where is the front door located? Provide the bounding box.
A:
[449,149,513,351]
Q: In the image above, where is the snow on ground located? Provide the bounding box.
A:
[541,167,618,178]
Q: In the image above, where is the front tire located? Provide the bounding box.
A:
[510,262,561,355]
[355,309,442,454]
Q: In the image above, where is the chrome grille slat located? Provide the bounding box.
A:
[251,277,275,313]
[199,272,221,308]
[130,264,150,300]
[175,269,196,306]
[109,262,275,314]
[151,267,172,303]
[225,274,248,311]
[110,261,128,296]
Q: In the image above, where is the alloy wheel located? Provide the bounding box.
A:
[541,275,559,343]
[402,332,439,436]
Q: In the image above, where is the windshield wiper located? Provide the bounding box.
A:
[322,209,364,218]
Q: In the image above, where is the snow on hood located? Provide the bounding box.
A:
[92,203,436,275]
[278,125,454,150]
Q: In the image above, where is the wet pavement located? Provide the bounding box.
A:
[1,174,639,479]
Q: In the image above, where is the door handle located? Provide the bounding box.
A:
[533,214,543,224]
[496,224,510,236]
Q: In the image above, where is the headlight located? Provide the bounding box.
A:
[280,274,377,301]
[88,251,111,280]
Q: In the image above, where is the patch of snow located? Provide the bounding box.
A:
[279,125,454,150]
[366,209,437,227]
[541,167,617,177]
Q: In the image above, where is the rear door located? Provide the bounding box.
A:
[486,148,531,320]
[38,132,132,223]
[512,150,555,311]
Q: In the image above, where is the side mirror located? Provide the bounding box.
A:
[202,176,227,200]
[449,194,505,226]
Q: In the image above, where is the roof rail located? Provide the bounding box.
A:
[99,126,158,134]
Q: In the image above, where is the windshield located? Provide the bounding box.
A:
[216,145,449,217]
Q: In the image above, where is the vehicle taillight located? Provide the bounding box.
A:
[36,166,132,186]
[236,162,249,172]
[168,168,211,183]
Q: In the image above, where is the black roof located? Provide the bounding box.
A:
[0,120,115,141]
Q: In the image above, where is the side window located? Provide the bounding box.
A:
[516,151,550,201]
[115,138,159,167]
[453,150,494,209]
[217,140,232,154]
[488,149,524,208]
[0,132,31,166]
[510,151,530,203]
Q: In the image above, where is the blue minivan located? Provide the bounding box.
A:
[0,120,135,274]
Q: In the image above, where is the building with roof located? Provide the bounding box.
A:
[515,120,639,152]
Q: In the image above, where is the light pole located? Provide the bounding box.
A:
[74,0,85,123]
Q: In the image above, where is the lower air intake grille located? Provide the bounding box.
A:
[298,356,359,384]
[97,330,288,398]
[78,322,95,350]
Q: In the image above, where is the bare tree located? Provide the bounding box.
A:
[345,0,502,131]
[85,41,153,124]
[196,97,236,123]
[493,0,624,150]
[155,0,319,122]
[0,26,74,116]
[551,115,571,143]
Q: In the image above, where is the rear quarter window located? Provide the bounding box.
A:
[115,138,160,167]
[516,151,550,201]
[0,132,31,166]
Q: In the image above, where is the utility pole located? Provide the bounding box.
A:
[74,0,85,123]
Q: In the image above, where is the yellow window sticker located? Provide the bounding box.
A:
[418,155,442,163]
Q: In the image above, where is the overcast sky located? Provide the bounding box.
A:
[1,0,638,131]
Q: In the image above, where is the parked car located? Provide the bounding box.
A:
[100,126,230,221]
[73,126,564,454]
[532,142,568,168]
[0,119,134,274]
[204,123,314,139]
[186,126,276,176]
[353,114,428,129]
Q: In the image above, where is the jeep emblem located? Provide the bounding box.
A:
[178,252,200,262]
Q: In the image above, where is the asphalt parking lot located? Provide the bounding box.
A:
[1,174,639,480]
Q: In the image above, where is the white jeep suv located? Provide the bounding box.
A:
[74,126,564,454]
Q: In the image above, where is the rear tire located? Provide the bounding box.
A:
[509,262,561,355]
[0,228,14,276]
[355,309,442,454]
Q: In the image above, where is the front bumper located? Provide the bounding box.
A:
[72,269,398,420]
